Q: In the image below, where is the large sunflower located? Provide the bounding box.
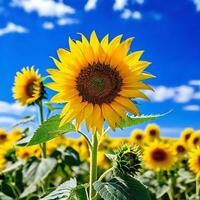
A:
[189,148,200,177]
[143,141,176,171]
[46,31,154,133]
[13,67,43,105]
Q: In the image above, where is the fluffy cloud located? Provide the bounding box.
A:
[121,9,142,20]
[0,101,36,116]
[84,0,98,11]
[113,0,128,11]
[11,0,75,18]
[183,105,200,111]
[189,80,200,86]
[42,22,54,30]
[0,22,28,36]
[193,0,200,11]
[57,18,79,26]
[146,85,200,103]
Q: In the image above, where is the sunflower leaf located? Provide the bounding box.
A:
[27,115,76,146]
[94,175,151,200]
[118,111,172,128]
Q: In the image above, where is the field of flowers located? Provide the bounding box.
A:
[1,32,200,200]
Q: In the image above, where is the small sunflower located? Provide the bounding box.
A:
[174,140,187,156]
[130,129,144,145]
[13,67,44,105]
[0,129,8,144]
[181,128,194,144]
[189,131,200,149]
[189,148,200,177]
[46,31,154,133]
[143,141,176,171]
[145,124,160,142]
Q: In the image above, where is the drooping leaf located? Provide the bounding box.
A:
[0,192,14,200]
[94,175,151,200]
[28,115,76,146]
[62,147,81,166]
[118,111,172,128]
[40,178,77,200]
[12,115,35,128]
[2,161,23,173]
[21,158,57,198]
[16,136,32,146]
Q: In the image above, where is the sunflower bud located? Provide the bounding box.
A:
[114,145,142,176]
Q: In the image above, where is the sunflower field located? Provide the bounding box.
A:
[0,31,200,200]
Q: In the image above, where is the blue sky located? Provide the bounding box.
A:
[0,0,200,137]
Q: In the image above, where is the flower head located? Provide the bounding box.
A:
[46,31,154,133]
[13,67,44,105]
[189,148,200,177]
[181,128,194,144]
[130,129,144,145]
[145,124,160,142]
[143,141,176,171]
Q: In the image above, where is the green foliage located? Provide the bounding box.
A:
[94,175,151,200]
[118,111,171,128]
[13,115,35,128]
[28,115,76,146]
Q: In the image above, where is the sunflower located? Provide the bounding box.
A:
[174,140,187,156]
[46,31,154,133]
[181,128,194,144]
[189,148,200,177]
[13,67,44,105]
[143,141,176,171]
[0,129,8,144]
[130,129,144,145]
[189,131,200,149]
[145,124,160,142]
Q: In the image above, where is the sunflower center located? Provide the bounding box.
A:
[26,81,35,97]
[185,133,191,141]
[150,130,157,136]
[152,148,167,162]
[0,134,7,141]
[176,145,185,153]
[194,138,199,145]
[76,63,122,104]
[136,134,142,140]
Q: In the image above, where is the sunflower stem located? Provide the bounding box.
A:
[196,177,199,196]
[89,131,98,200]
[38,100,47,158]
[78,130,92,151]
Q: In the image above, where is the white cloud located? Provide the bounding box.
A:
[135,0,144,5]
[84,0,98,11]
[113,0,128,11]
[0,117,17,125]
[183,105,200,112]
[0,22,28,36]
[146,85,200,103]
[0,101,36,116]
[57,18,79,26]
[193,0,200,11]
[11,0,75,18]
[121,9,142,20]
[189,80,200,86]
[42,22,54,30]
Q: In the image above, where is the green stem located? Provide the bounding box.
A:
[78,130,92,151]
[89,131,98,200]
[38,100,46,158]
[168,177,174,200]
[196,177,199,196]
[98,167,114,181]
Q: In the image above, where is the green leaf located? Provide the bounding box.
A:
[94,175,151,200]
[69,184,89,200]
[12,115,35,128]
[28,115,76,146]
[62,147,81,166]
[41,178,77,200]
[16,136,32,146]
[0,192,14,200]
[2,161,23,173]
[21,158,57,198]
[45,102,62,111]
[118,111,172,128]
[105,154,116,162]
